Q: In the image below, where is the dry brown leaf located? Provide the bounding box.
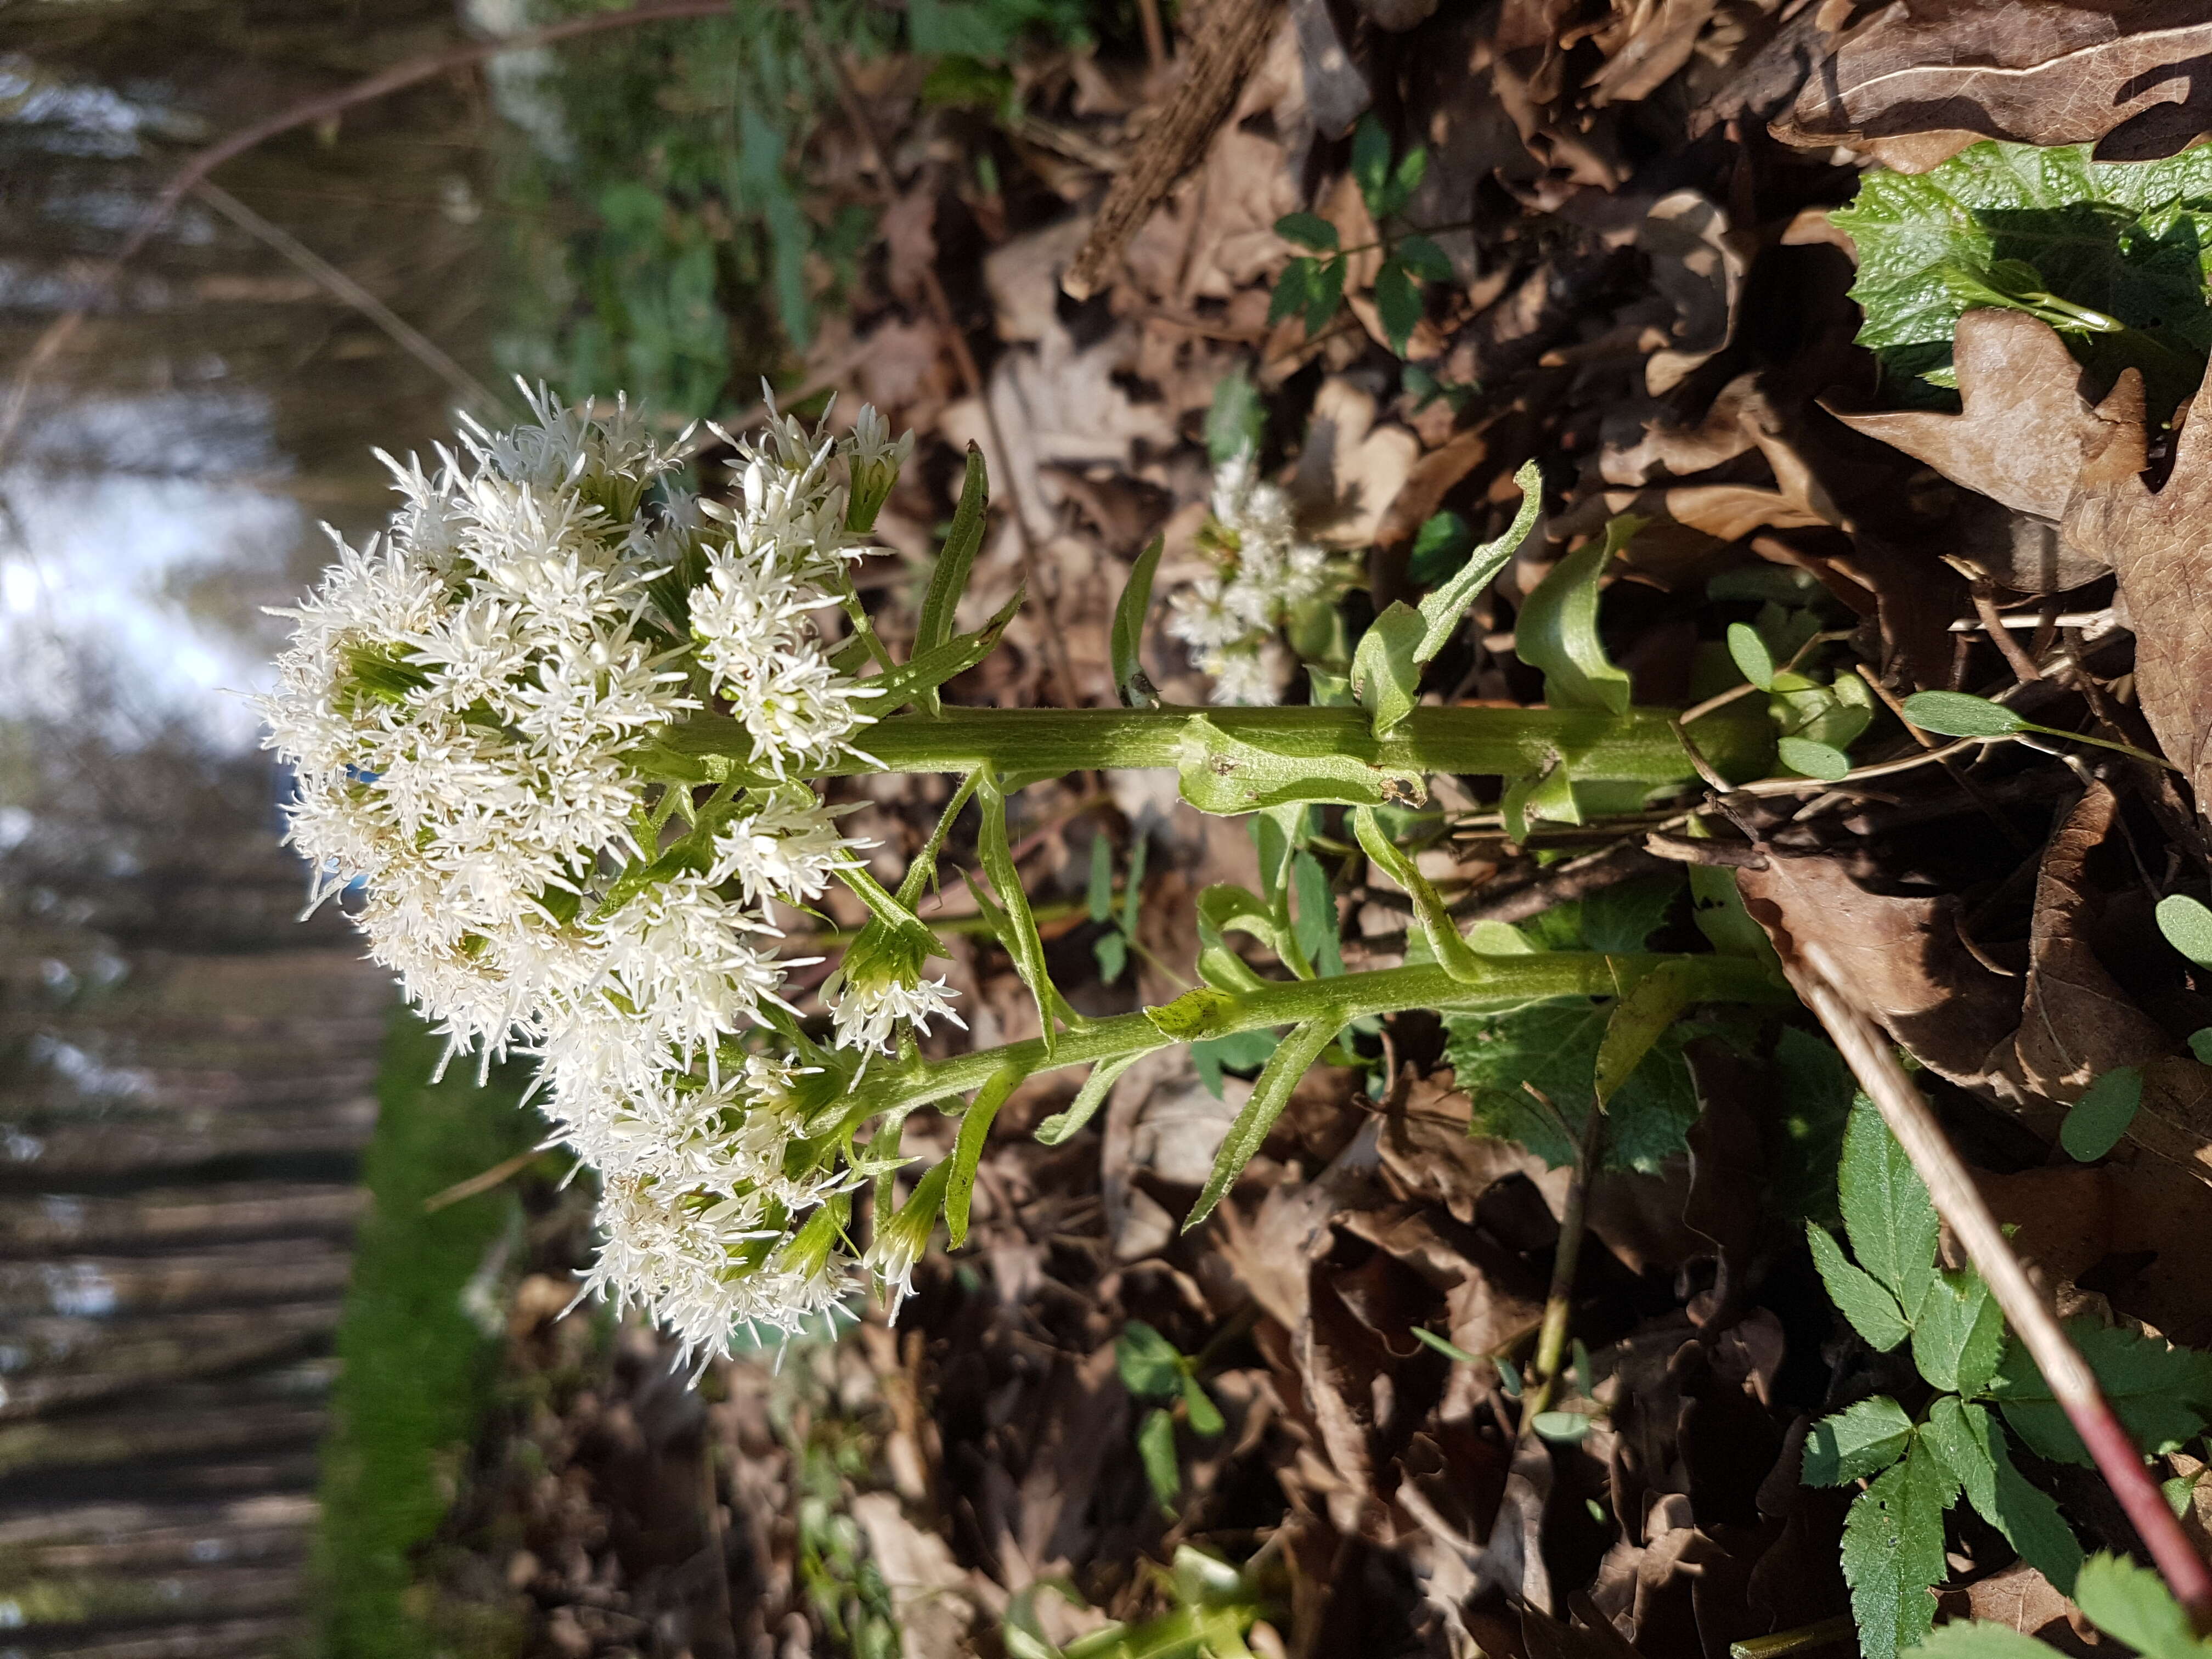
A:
[1735,852,2024,1093]
[2061,356,2212,808]
[1936,1560,2093,1649]
[1638,191,1752,394]
[2012,783,2172,1099]
[1291,377,1423,548]
[1772,0,2212,165]
[1831,309,2103,532]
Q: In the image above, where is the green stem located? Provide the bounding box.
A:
[1522,1099,1603,1431]
[831,952,1785,1130]
[660,705,1770,789]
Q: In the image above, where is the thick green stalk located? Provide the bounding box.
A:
[658,704,1773,788]
[832,952,1786,1129]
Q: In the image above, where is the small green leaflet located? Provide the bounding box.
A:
[1777,736,1852,782]
[1899,691,2025,738]
[1274,211,1338,252]
[2062,1065,2142,1162]
[1290,850,1343,978]
[1189,1028,1279,1099]
[1989,1319,2212,1464]
[1905,1624,2065,1659]
[1842,1435,1957,1659]
[1806,1223,1910,1352]
[2074,1552,2203,1659]
[1910,1268,2005,1397]
[1769,1027,1853,1221]
[1726,622,1776,691]
[1803,1395,1914,1486]
[1412,1327,1476,1363]
[1115,1320,1184,1399]
[1442,998,1698,1173]
[1921,1396,2082,1593]
[1839,1099,1939,1324]
[2157,893,2212,970]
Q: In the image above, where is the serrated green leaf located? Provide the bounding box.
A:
[1899,691,2027,738]
[1442,998,1698,1173]
[1807,1223,1911,1351]
[1116,1320,1184,1399]
[1832,139,2212,410]
[2157,894,2212,970]
[1376,260,1422,356]
[1516,516,1637,715]
[1912,1268,2006,1397]
[2074,1551,2200,1659]
[1839,1099,1939,1321]
[914,444,990,716]
[1110,535,1165,708]
[1777,736,1852,781]
[1922,1396,2083,1593]
[1726,622,1776,691]
[1578,872,1684,953]
[1396,233,1453,283]
[2062,1065,2143,1162]
[1841,1436,1959,1659]
[1804,1395,1915,1486]
[1187,1017,1338,1229]
[1037,1051,1144,1146]
[1351,600,1424,736]
[1275,211,1338,252]
[1990,1319,2212,1465]
[1137,1406,1181,1512]
[1412,461,1543,665]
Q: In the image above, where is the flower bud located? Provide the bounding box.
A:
[866,1158,950,1316]
[844,407,914,535]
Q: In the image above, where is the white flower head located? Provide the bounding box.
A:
[707,789,870,907]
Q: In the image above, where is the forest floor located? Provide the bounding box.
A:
[323,2,2212,1656]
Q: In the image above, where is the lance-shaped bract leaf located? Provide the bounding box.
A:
[861,586,1023,717]
[1351,601,1425,737]
[1593,960,1695,1108]
[1516,515,1638,716]
[1922,1395,2083,1593]
[1111,535,1165,708]
[1413,460,1543,665]
[838,860,946,963]
[946,1062,1024,1248]
[1352,808,1484,984]
[1187,1016,1338,1229]
[975,772,1063,1058]
[914,444,990,716]
[1899,690,2027,738]
[1035,1051,1149,1146]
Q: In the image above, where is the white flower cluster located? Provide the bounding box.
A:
[262,386,941,1359]
[1165,447,1335,706]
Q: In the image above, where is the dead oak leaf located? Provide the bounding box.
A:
[1773,0,2212,166]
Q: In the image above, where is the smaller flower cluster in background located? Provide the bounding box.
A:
[1165,448,1335,706]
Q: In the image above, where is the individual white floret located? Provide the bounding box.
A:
[1204,639,1291,708]
[828,970,966,1057]
[707,791,868,907]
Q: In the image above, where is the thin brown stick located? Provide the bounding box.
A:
[0,0,735,470]
[1790,948,2212,1628]
[423,1146,542,1214]
[191,180,508,415]
[1060,0,1285,301]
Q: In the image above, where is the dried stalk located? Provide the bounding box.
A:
[1790,945,2212,1627]
[1060,0,1285,301]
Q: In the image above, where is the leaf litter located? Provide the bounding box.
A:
[408,2,2212,1654]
